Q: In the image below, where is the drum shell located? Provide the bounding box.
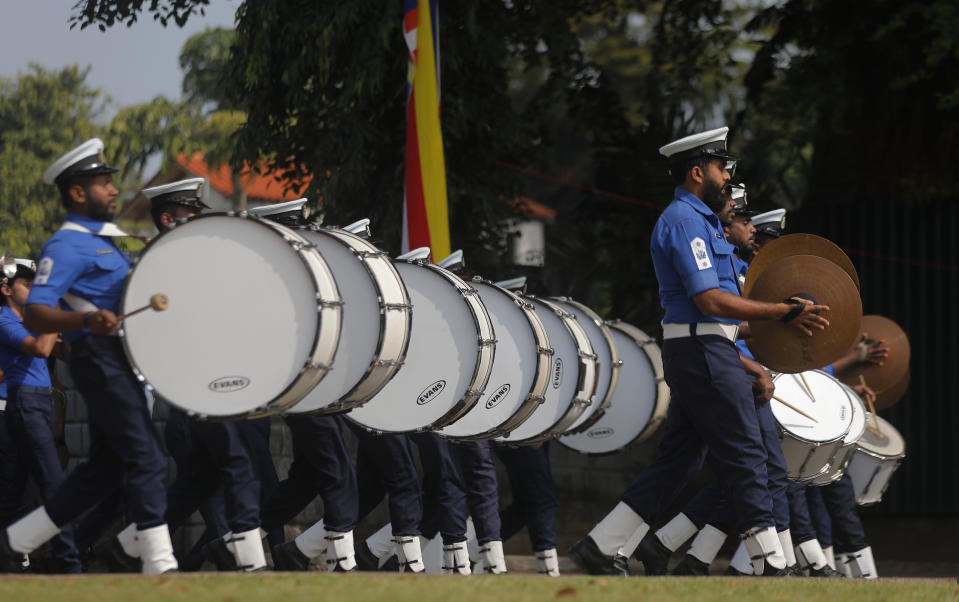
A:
[119,213,341,419]
[437,280,551,440]
[809,383,867,486]
[778,432,845,482]
[559,321,668,456]
[846,414,906,505]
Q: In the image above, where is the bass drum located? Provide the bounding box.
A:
[845,413,905,506]
[495,296,597,445]
[284,227,411,414]
[560,321,668,455]
[120,213,341,419]
[549,297,620,434]
[437,279,551,440]
[347,259,494,433]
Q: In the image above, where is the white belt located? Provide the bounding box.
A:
[662,322,739,342]
[0,399,5,411]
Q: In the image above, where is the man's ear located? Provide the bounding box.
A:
[689,164,706,184]
[68,183,86,206]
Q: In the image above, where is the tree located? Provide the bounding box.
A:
[0,65,107,256]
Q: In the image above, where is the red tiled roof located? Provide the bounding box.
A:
[177,152,311,202]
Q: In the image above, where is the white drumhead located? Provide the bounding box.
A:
[560,326,658,454]
[550,298,616,432]
[496,297,579,443]
[857,414,905,456]
[438,282,538,438]
[771,370,853,443]
[287,229,381,412]
[121,215,327,417]
[347,262,480,432]
[838,382,867,445]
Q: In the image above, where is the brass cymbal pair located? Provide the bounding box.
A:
[744,234,862,374]
[837,315,911,410]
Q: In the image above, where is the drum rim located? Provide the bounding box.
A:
[549,297,621,435]
[118,212,342,419]
[438,278,552,441]
[854,413,907,457]
[345,258,495,433]
[502,295,597,445]
[558,321,668,456]
[286,225,412,414]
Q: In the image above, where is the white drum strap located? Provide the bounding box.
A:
[59,220,131,238]
[61,293,100,313]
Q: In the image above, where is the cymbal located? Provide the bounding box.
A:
[746,254,862,374]
[874,369,910,412]
[837,315,910,395]
[744,234,859,297]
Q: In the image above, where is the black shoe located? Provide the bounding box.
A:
[0,532,25,574]
[809,564,845,578]
[95,537,140,573]
[568,536,628,576]
[671,554,709,576]
[636,533,671,576]
[724,564,751,576]
[759,562,792,577]
[272,541,311,571]
[786,564,805,577]
[380,554,399,572]
[202,538,237,571]
[355,541,379,571]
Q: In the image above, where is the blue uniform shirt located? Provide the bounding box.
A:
[0,306,52,388]
[28,213,131,340]
[650,188,741,324]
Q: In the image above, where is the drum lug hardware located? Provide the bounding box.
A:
[287,239,316,251]
[614,360,625,367]
[376,359,404,367]
[520,301,535,310]
[528,394,546,405]
[307,362,332,372]
[466,388,484,398]
[317,299,345,309]
[460,287,479,297]
[578,350,598,361]
[357,250,388,259]
[478,337,497,347]
[573,397,592,408]
[382,302,413,311]
[537,346,555,356]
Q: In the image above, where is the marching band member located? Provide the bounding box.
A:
[570,127,828,577]
[0,139,177,574]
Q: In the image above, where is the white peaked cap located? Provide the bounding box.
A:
[43,137,117,185]
[730,183,746,200]
[142,177,205,200]
[752,208,786,228]
[494,276,527,291]
[396,247,431,261]
[437,250,464,269]
[659,127,731,159]
[248,198,308,217]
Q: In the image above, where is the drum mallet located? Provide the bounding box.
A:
[117,294,170,322]
[771,395,818,423]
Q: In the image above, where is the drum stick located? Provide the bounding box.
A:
[859,374,882,436]
[771,395,818,423]
[799,373,816,402]
[117,293,170,322]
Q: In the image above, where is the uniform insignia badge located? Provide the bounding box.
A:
[690,237,711,270]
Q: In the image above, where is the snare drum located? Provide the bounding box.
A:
[560,321,669,455]
[436,280,551,440]
[771,370,853,482]
[549,297,620,434]
[809,382,867,486]
[120,213,342,419]
[284,227,411,414]
[845,413,905,505]
[495,296,597,445]
[347,259,494,433]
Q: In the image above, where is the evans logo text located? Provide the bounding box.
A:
[587,427,614,439]
[552,358,563,389]
[485,384,511,409]
[209,376,250,393]
[417,380,447,405]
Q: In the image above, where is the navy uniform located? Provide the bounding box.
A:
[0,139,177,574]
[0,261,82,573]
[570,128,790,577]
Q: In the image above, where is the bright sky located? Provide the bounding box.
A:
[0,0,238,112]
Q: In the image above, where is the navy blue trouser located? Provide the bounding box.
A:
[787,482,817,544]
[818,474,866,553]
[260,414,358,533]
[621,335,774,533]
[494,442,557,551]
[684,400,792,533]
[350,422,422,536]
[45,336,168,530]
[238,418,282,547]
[412,433,468,544]
[164,408,260,534]
[450,440,501,544]
[0,409,34,527]
[805,485,833,547]
[6,387,82,572]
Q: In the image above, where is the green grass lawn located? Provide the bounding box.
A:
[0,573,956,602]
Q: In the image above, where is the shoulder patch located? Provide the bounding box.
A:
[690,237,711,270]
[34,257,54,285]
